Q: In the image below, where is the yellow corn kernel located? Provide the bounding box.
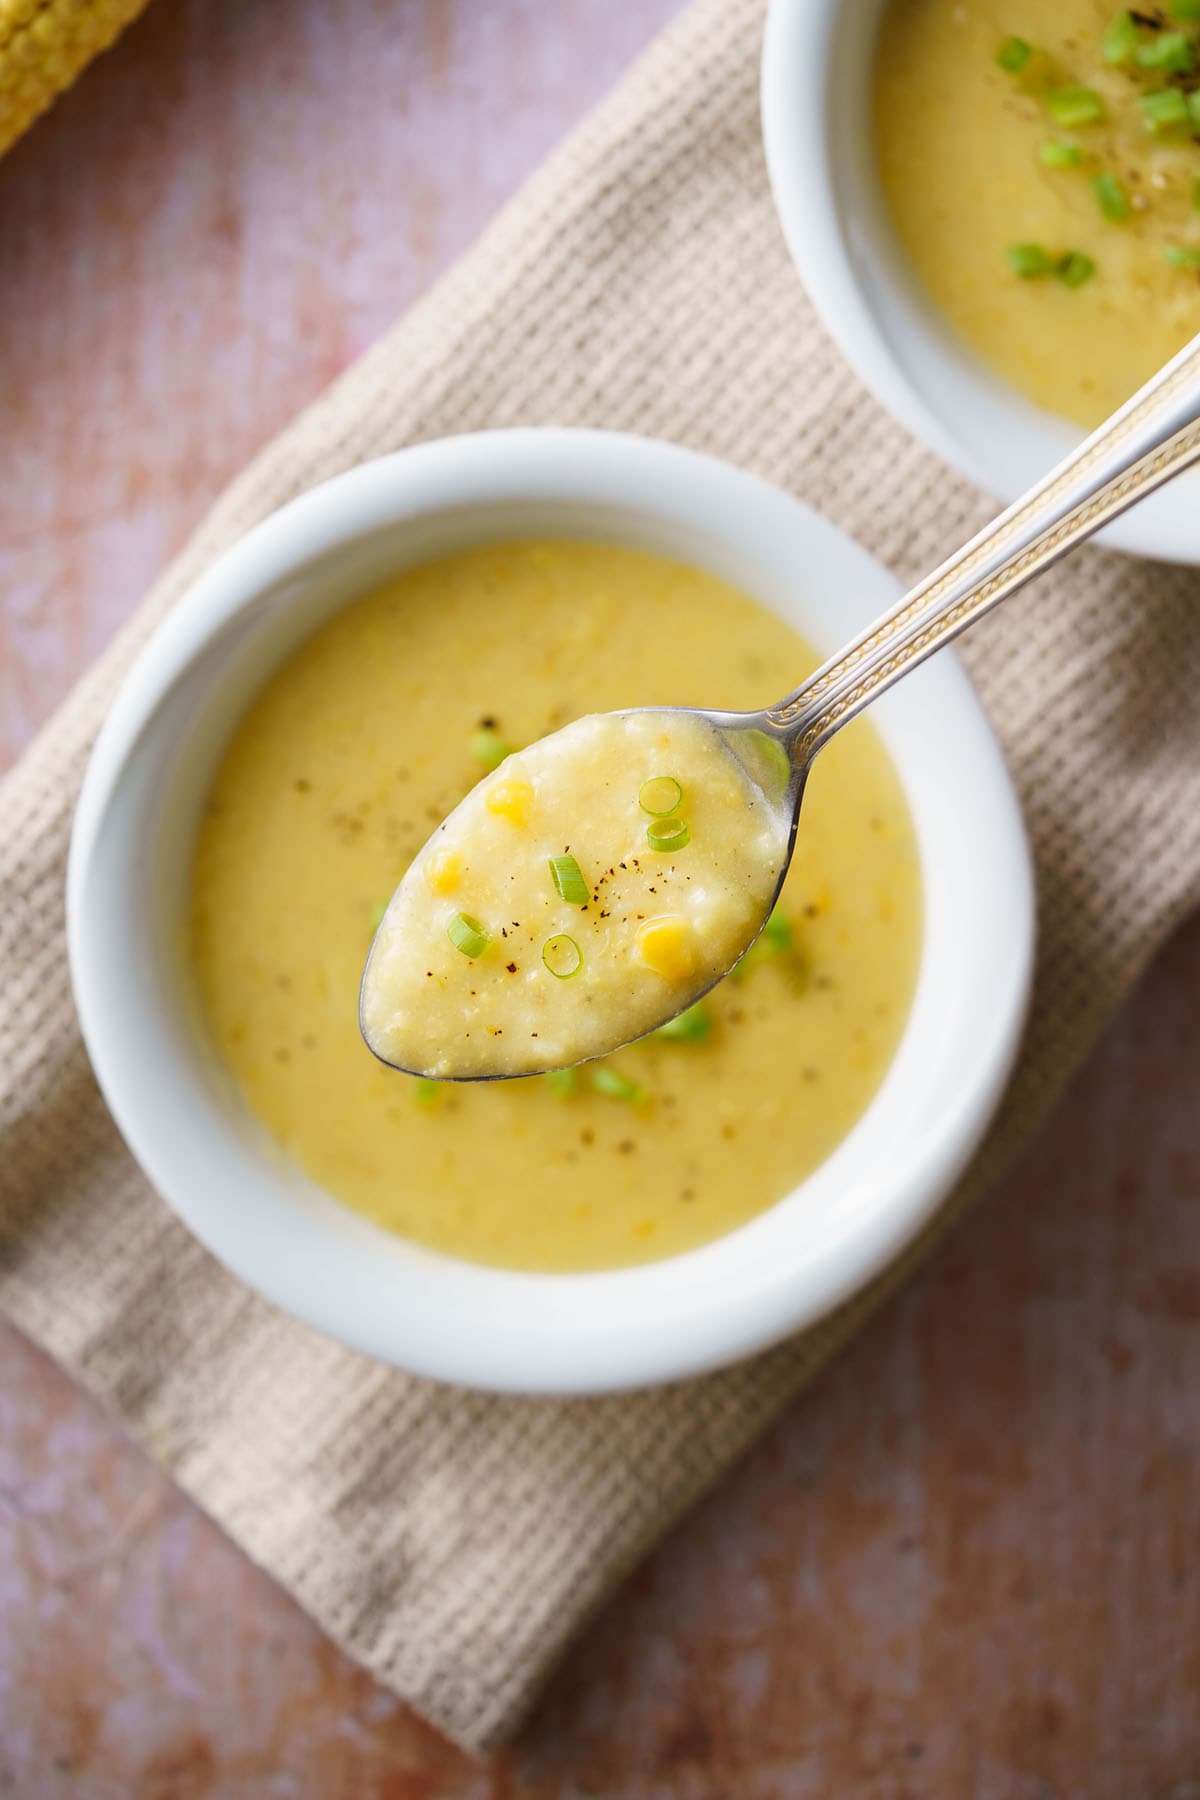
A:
[636,914,698,982]
[425,849,463,895]
[486,777,534,826]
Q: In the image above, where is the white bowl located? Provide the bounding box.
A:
[761,0,1197,565]
[68,430,1033,1395]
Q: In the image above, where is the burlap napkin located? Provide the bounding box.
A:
[3,0,1200,1755]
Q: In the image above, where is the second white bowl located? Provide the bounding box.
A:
[761,0,1199,565]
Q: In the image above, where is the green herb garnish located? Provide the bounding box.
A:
[1164,243,1200,265]
[763,906,794,950]
[543,1067,579,1097]
[591,1067,645,1103]
[470,727,513,770]
[447,911,489,957]
[1103,9,1142,64]
[1057,250,1096,287]
[1092,172,1132,221]
[1135,29,1195,72]
[368,897,389,933]
[1039,139,1083,167]
[1141,86,1191,131]
[646,817,690,852]
[995,35,1033,72]
[655,1001,712,1044]
[638,774,684,817]
[542,933,583,978]
[548,853,589,905]
[1007,242,1056,277]
[1047,87,1105,128]
[414,1078,441,1105]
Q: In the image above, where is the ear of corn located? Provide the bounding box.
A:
[0,0,151,162]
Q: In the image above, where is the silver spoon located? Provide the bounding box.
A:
[363,332,1200,1078]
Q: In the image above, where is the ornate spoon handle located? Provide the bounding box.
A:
[772,332,1200,760]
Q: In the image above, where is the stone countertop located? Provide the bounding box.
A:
[2,3,1198,1794]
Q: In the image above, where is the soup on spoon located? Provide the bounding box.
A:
[359,708,791,1079]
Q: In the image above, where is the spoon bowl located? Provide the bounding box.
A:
[362,327,1200,1083]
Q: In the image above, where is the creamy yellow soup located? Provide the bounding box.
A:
[191,541,922,1273]
[876,0,1200,427]
[361,708,790,1078]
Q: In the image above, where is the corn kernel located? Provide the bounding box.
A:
[486,777,534,826]
[636,914,698,981]
[425,849,462,895]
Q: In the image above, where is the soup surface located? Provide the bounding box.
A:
[360,707,790,1078]
[192,541,922,1272]
[876,0,1200,427]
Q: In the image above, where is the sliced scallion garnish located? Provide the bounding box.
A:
[1135,29,1194,71]
[1057,250,1096,288]
[1189,91,1200,129]
[542,933,583,978]
[470,727,513,770]
[368,898,389,933]
[590,1066,645,1102]
[414,1078,441,1104]
[1173,0,1200,15]
[1047,87,1105,128]
[1102,10,1141,65]
[543,1067,578,1097]
[638,774,684,817]
[646,816,691,852]
[447,911,490,958]
[1141,86,1191,132]
[1038,139,1082,167]
[995,35,1032,72]
[1092,172,1131,221]
[763,906,794,950]
[1164,243,1200,266]
[1007,242,1055,278]
[655,1001,712,1044]
[548,853,589,905]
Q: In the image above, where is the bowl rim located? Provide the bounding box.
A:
[760,0,1200,566]
[67,428,1035,1394]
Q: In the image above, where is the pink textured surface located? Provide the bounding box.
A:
[2,3,1199,1794]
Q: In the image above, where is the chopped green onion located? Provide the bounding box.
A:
[447,911,489,958]
[1047,87,1105,127]
[1092,172,1131,221]
[995,35,1032,71]
[548,853,589,905]
[638,774,684,817]
[1188,90,1200,129]
[368,897,389,933]
[414,1078,441,1105]
[590,1066,645,1102]
[470,727,512,770]
[763,906,794,950]
[543,1067,578,1097]
[1141,86,1191,131]
[1038,139,1083,167]
[655,1001,712,1044]
[1135,29,1195,71]
[542,933,583,978]
[646,816,691,852]
[1173,0,1200,16]
[1164,243,1200,265]
[1056,250,1096,287]
[1103,9,1142,63]
[1007,242,1055,278]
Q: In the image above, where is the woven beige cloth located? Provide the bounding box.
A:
[3,0,1200,1755]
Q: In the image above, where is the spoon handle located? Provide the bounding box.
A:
[771,331,1200,760]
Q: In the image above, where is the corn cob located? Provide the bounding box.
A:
[0,0,150,161]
